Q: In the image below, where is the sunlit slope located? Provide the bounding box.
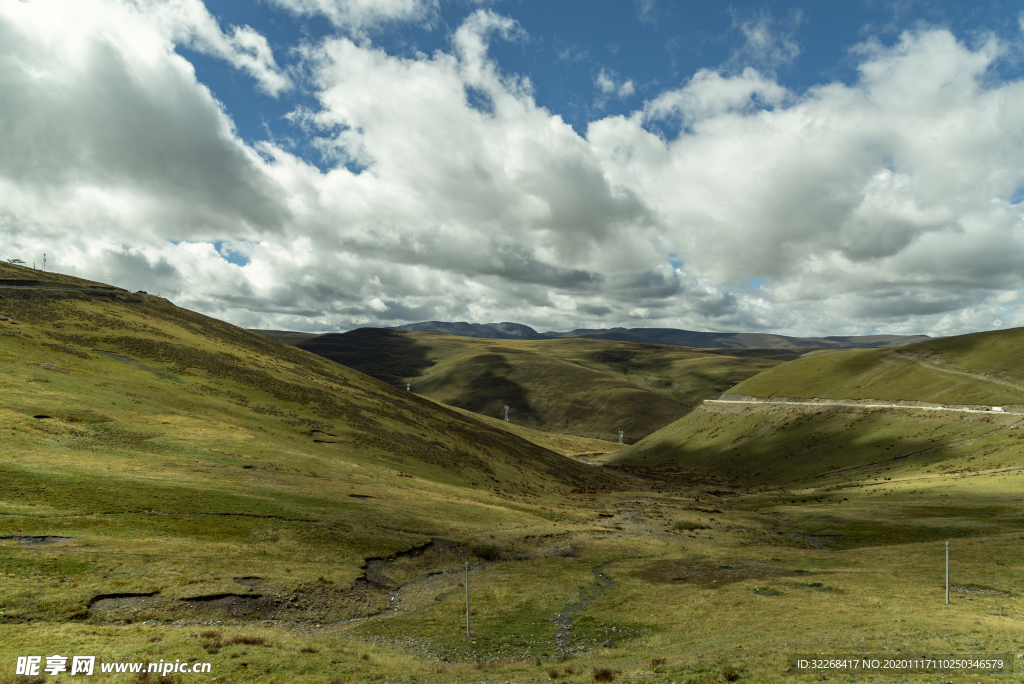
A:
[296,329,780,442]
[611,401,1024,485]
[0,270,632,624]
[0,286,616,495]
[730,327,1024,405]
[609,327,1024,485]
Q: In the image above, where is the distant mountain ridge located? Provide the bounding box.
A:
[388,321,931,349]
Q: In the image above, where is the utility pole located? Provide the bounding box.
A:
[945,541,949,605]
[503,404,509,422]
[465,562,471,638]
[42,254,46,272]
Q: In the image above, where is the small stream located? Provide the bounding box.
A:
[551,561,616,656]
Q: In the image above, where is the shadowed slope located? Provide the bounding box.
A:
[289,329,782,442]
[609,327,1024,486]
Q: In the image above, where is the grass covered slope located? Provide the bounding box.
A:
[612,401,1024,486]
[730,327,1024,405]
[439,402,623,459]
[611,326,1024,486]
[0,261,127,290]
[0,267,628,628]
[294,329,781,443]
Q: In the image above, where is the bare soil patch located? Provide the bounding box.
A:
[633,559,817,587]
[0,535,74,547]
[89,592,161,610]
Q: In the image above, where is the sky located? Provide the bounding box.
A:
[2,0,1024,337]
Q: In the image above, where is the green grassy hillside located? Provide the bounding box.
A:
[610,326,1024,486]
[6,263,1024,684]
[612,400,1024,485]
[730,327,1024,405]
[292,329,782,443]
[0,263,627,627]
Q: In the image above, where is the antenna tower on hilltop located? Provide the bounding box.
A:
[504,404,509,422]
[618,429,624,445]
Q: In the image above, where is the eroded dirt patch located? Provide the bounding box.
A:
[90,539,474,624]
[89,592,161,610]
[362,538,470,589]
[951,585,1011,596]
[233,577,263,589]
[633,559,817,587]
[0,535,74,547]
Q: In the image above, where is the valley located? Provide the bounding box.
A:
[269,328,783,443]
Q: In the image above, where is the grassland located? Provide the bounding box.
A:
[611,328,1024,485]
[730,328,1024,405]
[3,263,1024,684]
[291,329,782,443]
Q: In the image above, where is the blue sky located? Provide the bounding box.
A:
[189,1,1024,168]
[2,0,1024,336]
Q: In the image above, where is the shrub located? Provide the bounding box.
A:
[593,667,615,682]
[651,657,667,667]
[225,635,266,646]
[548,667,560,679]
[724,664,740,681]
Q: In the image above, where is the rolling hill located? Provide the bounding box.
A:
[274,328,784,443]
[727,328,1024,405]
[0,261,625,627]
[608,327,1024,486]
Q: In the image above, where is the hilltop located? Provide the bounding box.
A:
[728,327,1024,405]
[383,320,931,349]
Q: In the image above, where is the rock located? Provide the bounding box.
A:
[602,639,617,648]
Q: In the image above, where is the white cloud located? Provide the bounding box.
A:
[644,67,787,123]
[727,7,803,71]
[595,68,635,101]
[635,0,655,26]
[268,0,436,34]
[135,0,291,95]
[2,2,1024,338]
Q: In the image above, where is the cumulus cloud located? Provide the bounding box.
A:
[0,0,288,232]
[137,0,291,95]
[643,67,787,123]
[1,1,1024,338]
